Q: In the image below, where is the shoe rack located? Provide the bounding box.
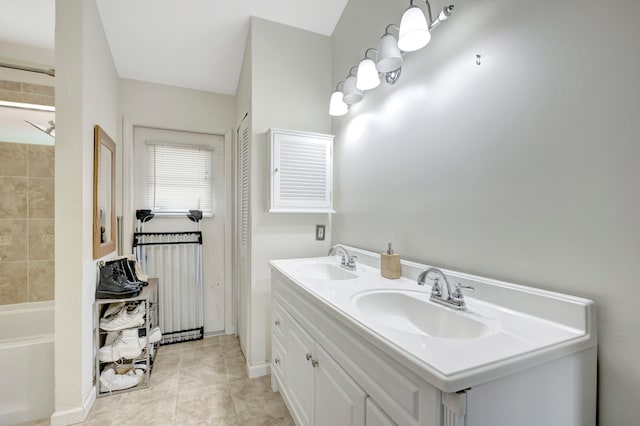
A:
[94,278,158,397]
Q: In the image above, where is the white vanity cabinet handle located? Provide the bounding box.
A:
[274,319,280,326]
[311,359,319,368]
[306,353,313,361]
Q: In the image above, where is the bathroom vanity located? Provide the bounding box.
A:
[269,247,597,426]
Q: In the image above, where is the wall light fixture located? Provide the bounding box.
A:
[356,48,381,91]
[399,0,454,52]
[329,1,455,116]
[329,82,349,116]
[343,67,364,105]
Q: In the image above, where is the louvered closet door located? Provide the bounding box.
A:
[236,119,250,355]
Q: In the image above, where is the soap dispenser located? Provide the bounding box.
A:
[380,243,401,279]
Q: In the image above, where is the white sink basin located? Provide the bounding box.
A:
[353,290,492,339]
[296,263,358,281]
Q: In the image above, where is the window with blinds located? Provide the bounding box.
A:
[146,142,214,215]
[269,129,334,213]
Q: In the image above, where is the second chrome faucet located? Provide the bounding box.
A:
[328,245,358,271]
[418,267,474,310]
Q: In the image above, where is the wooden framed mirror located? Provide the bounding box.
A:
[93,125,116,258]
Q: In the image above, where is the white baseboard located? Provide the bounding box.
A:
[247,361,271,378]
[50,385,96,426]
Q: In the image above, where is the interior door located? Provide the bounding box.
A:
[236,118,250,355]
[133,126,226,333]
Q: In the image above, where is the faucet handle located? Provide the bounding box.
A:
[452,283,475,302]
[346,255,357,267]
[430,278,442,298]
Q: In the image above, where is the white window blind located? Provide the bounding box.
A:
[146,142,214,215]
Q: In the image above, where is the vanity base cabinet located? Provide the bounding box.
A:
[366,398,397,426]
[276,298,366,426]
[315,344,366,426]
[271,270,439,426]
[461,346,597,426]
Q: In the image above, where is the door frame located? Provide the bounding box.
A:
[122,116,235,334]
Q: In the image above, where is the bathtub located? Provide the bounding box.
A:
[0,301,54,425]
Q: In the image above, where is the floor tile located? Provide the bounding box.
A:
[85,335,291,425]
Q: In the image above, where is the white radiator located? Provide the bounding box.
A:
[133,231,203,344]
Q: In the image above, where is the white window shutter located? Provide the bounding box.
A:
[269,129,334,213]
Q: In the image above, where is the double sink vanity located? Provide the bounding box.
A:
[269,246,597,426]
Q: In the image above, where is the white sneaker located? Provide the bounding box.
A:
[99,329,147,362]
[149,326,162,344]
[100,365,144,392]
[100,303,145,331]
[102,302,125,319]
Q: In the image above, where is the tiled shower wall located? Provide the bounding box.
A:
[0,79,55,305]
[0,142,55,304]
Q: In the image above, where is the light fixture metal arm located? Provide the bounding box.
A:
[411,0,435,27]
[363,47,378,60]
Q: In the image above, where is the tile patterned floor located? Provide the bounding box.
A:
[21,335,293,426]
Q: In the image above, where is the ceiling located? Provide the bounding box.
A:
[0,0,347,143]
[0,0,348,95]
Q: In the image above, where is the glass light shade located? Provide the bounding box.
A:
[398,6,431,52]
[356,58,380,91]
[329,91,348,116]
[342,75,363,105]
[376,34,403,73]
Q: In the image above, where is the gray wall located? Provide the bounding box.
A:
[244,17,333,368]
[331,0,640,424]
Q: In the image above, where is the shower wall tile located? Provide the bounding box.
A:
[0,177,28,219]
[27,145,54,177]
[28,261,54,302]
[0,220,28,262]
[0,262,28,305]
[28,220,54,261]
[0,82,56,306]
[23,83,55,97]
[22,93,55,107]
[0,142,28,176]
[27,177,54,218]
[0,89,22,103]
[0,80,22,91]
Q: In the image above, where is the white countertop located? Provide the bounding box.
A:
[270,253,597,392]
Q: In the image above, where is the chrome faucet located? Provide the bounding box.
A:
[417,267,474,310]
[328,245,357,271]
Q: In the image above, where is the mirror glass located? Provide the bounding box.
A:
[94,125,116,258]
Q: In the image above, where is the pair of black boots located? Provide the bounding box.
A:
[96,258,148,299]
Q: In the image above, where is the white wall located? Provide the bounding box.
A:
[53,0,119,423]
[331,0,640,424]
[244,17,333,369]
[118,78,236,249]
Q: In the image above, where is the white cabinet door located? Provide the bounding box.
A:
[315,344,366,426]
[365,398,397,426]
[286,315,316,426]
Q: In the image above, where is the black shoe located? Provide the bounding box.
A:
[109,259,145,288]
[96,261,141,299]
[127,260,148,286]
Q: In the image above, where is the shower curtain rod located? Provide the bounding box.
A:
[0,62,55,77]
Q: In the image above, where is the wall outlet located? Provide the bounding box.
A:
[0,236,11,246]
[315,225,325,241]
[43,235,54,245]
